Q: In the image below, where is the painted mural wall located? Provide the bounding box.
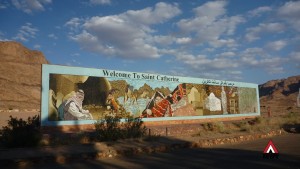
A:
[41,65,260,126]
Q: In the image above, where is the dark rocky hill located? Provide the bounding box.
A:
[259,75,300,115]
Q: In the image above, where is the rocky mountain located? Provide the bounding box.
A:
[259,75,300,115]
[109,80,128,98]
[0,41,48,110]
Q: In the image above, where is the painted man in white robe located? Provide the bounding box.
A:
[64,89,93,120]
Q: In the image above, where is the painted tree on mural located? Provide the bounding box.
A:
[238,88,258,113]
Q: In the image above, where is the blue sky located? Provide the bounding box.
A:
[0,0,299,84]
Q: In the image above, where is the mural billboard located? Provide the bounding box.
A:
[41,64,260,126]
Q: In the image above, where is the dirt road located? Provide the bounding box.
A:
[11,133,299,169]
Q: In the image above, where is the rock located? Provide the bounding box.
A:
[56,155,66,164]
[96,152,104,158]
[0,41,48,110]
[259,75,300,116]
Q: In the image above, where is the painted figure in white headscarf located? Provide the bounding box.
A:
[63,89,93,120]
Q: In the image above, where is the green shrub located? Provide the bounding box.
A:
[123,117,147,139]
[239,121,252,132]
[94,115,121,141]
[285,112,297,118]
[253,116,263,124]
[94,115,146,142]
[0,115,42,148]
[202,122,214,131]
[216,122,225,133]
[202,122,225,133]
[283,112,300,125]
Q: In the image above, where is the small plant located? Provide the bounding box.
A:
[94,115,146,142]
[201,122,227,133]
[94,115,122,141]
[216,122,225,133]
[202,122,214,131]
[253,116,263,124]
[284,112,300,125]
[0,115,42,148]
[239,121,252,132]
[123,116,147,139]
[286,112,296,118]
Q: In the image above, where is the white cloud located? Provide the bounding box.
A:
[151,35,174,45]
[176,53,239,71]
[204,48,215,52]
[0,31,10,41]
[277,1,300,32]
[200,72,221,80]
[124,2,181,25]
[210,38,237,48]
[248,6,272,17]
[71,53,80,57]
[89,0,111,5]
[168,68,189,77]
[176,37,191,44]
[245,22,285,42]
[65,58,82,66]
[13,23,38,42]
[266,67,285,74]
[290,51,300,61]
[265,40,287,51]
[193,1,227,20]
[48,33,58,39]
[69,2,180,58]
[222,70,243,80]
[289,52,300,68]
[218,51,236,57]
[65,17,85,32]
[12,0,51,14]
[176,1,245,48]
[0,0,9,9]
[242,47,264,55]
[177,1,227,33]
[228,70,242,75]
[34,44,41,49]
[239,48,287,74]
[174,46,287,77]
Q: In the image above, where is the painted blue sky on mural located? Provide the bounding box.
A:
[0,0,299,84]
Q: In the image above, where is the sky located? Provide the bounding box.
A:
[0,0,299,85]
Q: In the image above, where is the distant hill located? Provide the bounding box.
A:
[259,75,300,115]
[0,41,48,110]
